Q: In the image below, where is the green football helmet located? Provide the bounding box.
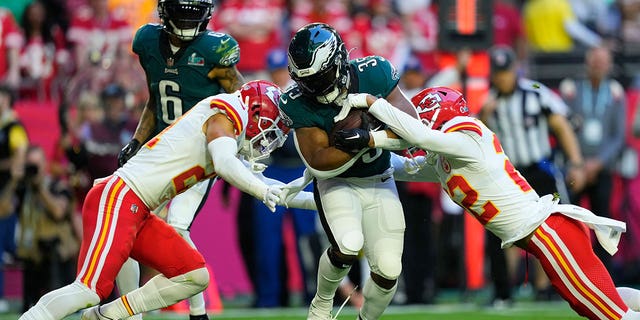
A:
[158,0,213,41]
[287,23,350,104]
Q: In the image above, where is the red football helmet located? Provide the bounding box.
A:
[411,87,469,130]
[239,80,290,163]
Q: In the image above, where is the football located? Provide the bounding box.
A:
[329,109,383,146]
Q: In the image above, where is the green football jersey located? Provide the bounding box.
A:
[279,55,401,178]
[133,24,240,134]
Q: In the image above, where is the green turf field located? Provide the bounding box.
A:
[2,301,583,320]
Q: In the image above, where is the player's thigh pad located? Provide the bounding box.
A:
[131,214,205,278]
[361,176,405,280]
[166,179,211,230]
[316,178,365,255]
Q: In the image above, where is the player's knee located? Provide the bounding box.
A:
[375,253,402,281]
[371,271,398,290]
[185,267,210,290]
[327,247,358,269]
[339,230,364,254]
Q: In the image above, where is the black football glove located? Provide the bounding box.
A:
[334,128,370,154]
[118,139,141,167]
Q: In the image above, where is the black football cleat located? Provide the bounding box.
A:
[189,315,209,320]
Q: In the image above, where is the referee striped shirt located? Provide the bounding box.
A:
[485,78,570,167]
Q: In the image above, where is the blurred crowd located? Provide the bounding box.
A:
[2,0,640,314]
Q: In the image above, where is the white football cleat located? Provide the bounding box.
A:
[307,297,333,320]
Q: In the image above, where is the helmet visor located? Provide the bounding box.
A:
[293,63,339,96]
[163,3,209,29]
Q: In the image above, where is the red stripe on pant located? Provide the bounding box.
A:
[526,214,627,320]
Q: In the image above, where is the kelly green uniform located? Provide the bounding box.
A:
[279,55,400,177]
[133,24,240,134]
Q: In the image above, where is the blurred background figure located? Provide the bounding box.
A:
[0,85,28,313]
[66,0,132,72]
[18,0,69,102]
[214,0,285,80]
[0,8,23,89]
[523,0,602,52]
[15,145,78,312]
[62,84,135,182]
[559,46,627,272]
[398,56,428,97]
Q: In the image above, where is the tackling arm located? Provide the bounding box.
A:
[205,113,280,211]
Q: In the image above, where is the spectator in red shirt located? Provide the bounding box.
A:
[19,0,69,102]
[493,0,527,67]
[350,0,409,68]
[289,0,352,37]
[397,0,439,77]
[66,0,132,72]
[0,8,23,89]
[213,0,285,80]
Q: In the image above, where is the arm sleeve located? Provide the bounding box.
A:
[371,130,413,150]
[368,98,474,157]
[208,136,267,199]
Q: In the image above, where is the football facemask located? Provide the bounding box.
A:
[159,0,213,41]
[238,80,290,165]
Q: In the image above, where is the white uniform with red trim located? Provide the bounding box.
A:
[416,116,543,246]
[115,93,248,210]
[369,100,633,320]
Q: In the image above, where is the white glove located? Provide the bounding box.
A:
[278,170,314,208]
[334,93,371,122]
[262,185,283,213]
[404,155,427,175]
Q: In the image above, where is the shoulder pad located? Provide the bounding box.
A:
[442,117,483,137]
[209,94,246,135]
[202,32,240,67]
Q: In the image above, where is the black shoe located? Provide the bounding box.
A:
[189,315,209,320]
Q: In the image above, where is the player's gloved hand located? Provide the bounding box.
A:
[404,155,427,175]
[334,128,371,153]
[118,139,141,167]
[262,185,283,213]
[334,94,372,122]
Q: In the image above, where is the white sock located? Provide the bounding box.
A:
[19,281,100,320]
[174,229,207,316]
[359,277,397,320]
[116,258,141,295]
[619,287,640,312]
[101,267,209,319]
[116,259,144,320]
[314,250,351,306]
[188,292,207,316]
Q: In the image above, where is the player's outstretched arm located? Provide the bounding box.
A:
[206,113,281,212]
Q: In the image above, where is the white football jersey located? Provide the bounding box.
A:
[368,100,548,246]
[115,93,248,210]
[432,117,542,245]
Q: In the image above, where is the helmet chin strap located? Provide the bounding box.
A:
[316,72,350,104]
[169,21,199,41]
